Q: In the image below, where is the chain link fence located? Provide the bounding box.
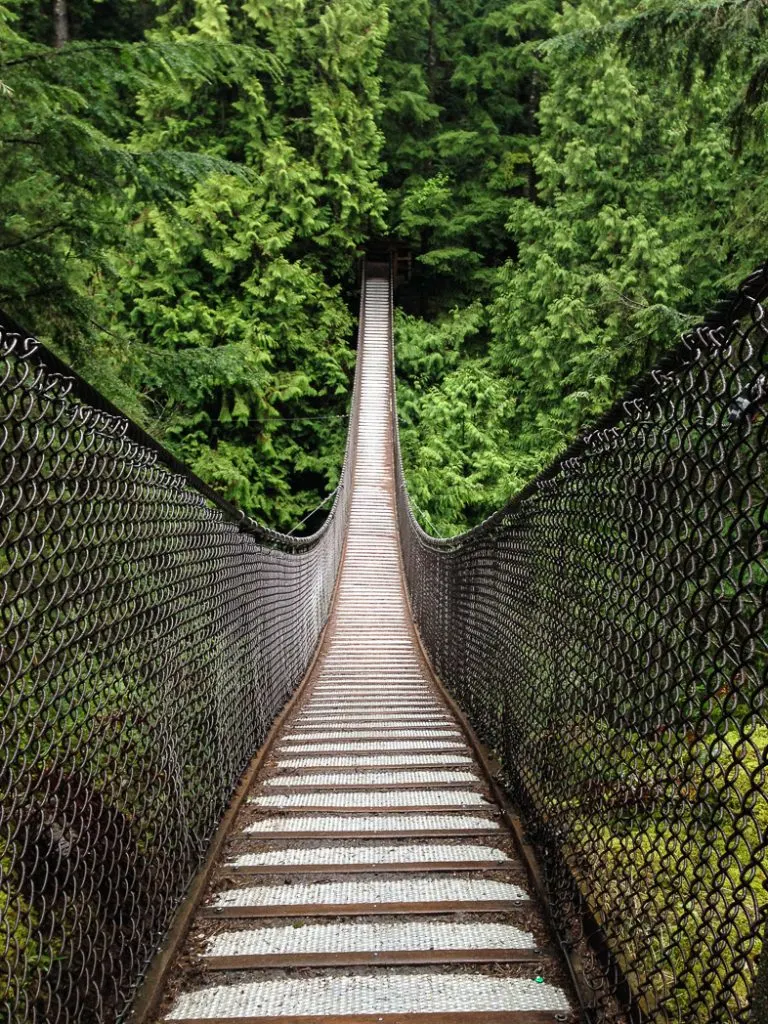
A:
[394,264,768,1023]
[0,301,361,1022]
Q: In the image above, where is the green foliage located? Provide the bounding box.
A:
[396,0,768,535]
[4,0,767,538]
[117,0,388,527]
[379,0,556,303]
[395,306,527,534]
[488,0,763,482]
[0,0,386,528]
[590,724,768,1019]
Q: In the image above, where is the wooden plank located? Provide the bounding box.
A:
[202,948,546,970]
[293,716,448,721]
[238,828,504,840]
[258,782,484,792]
[199,899,524,919]
[267,763,472,773]
[280,737,463,746]
[248,805,496,815]
[289,722,454,730]
[273,747,470,757]
[164,1012,573,1024]
[221,861,514,876]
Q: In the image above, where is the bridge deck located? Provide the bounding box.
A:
[149,272,576,1023]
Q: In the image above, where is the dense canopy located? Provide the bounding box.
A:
[2,0,765,533]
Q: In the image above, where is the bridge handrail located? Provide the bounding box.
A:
[0,277,365,1023]
[391,259,768,1024]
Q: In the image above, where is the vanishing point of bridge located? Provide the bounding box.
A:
[1,258,767,1024]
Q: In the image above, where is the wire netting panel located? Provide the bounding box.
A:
[0,322,354,1023]
[395,265,768,1023]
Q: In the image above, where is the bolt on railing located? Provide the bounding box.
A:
[393,263,768,1024]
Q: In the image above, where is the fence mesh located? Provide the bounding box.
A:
[394,264,768,1023]
[0,311,357,1023]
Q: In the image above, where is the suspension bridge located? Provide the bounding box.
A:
[1,258,766,1024]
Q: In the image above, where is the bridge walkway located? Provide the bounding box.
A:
[148,269,577,1024]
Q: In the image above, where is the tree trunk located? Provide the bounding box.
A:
[53,0,69,48]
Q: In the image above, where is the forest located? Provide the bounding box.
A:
[2,0,767,534]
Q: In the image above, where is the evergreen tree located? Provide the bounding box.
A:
[0,0,388,529]
[4,0,767,534]
[109,0,388,527]
[385,0,557,529]
[396,306,524,535]
[380,0,554,304]
[396,0,767,533]
[490,0,763,479]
